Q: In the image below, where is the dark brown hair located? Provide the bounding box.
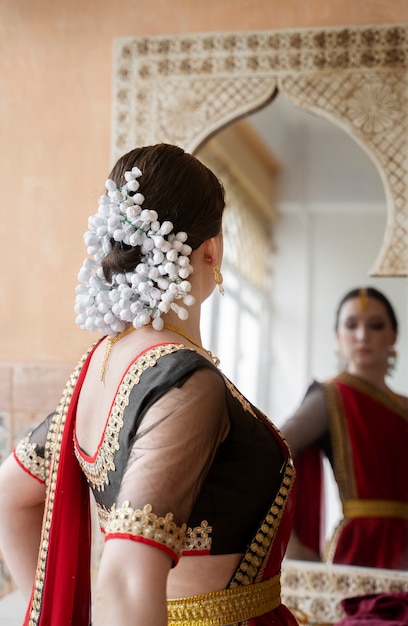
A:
[334,286,398,332]
[102,144,225,281]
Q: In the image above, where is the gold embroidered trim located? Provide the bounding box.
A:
[75,343,186,491]
[229,460,295,587]
[15,435,46,483]
[28,346,93,626]
[105,501,187,559]
[167,573,281,625]
[323,381,357,500]
[184,520,212,552]
[96,502,111,532]
[100,513,213,554]
[343,498,408,519]
[324,517,348,564]
[223,376,293,462]
[223,376,257,418]
[337,372,408,419]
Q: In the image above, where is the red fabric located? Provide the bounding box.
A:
[24,345,99,625]
[249,604,299,626]
[292,444,324,556]
[335,592,408,626]
[106,533,179,563]
[290,376,408,569]
[336,381,407,502]
[331,380,408,570]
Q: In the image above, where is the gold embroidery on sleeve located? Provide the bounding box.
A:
[97,505,213,554]
[184,520,213,551]
[15,435,46,483]
[96,502,112,532]
[223,377,257,418]
[105,501,187,559]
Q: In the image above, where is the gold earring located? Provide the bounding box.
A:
[213,265,224,295]
[387,346,397,375]
[336,347,348,372]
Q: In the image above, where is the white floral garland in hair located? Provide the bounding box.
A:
[75,166,195,335]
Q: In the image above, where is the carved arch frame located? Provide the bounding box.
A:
[112,24,408,277]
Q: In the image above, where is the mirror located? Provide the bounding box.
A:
[112,24,408,277]
[197,94,408,413]
[197,93,408,569]
[111,24,408,623]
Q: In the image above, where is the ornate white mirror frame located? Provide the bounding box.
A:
[111,24,408,623]
[112,23,408,277]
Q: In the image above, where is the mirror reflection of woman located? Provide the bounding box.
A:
[281,287,408,570]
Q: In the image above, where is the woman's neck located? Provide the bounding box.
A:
[161,310,202,344]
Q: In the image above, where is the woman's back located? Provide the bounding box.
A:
[75,334,290,597]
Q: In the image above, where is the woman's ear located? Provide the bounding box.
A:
[202,235,223,268]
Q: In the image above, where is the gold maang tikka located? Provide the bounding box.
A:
[359,287,369,311]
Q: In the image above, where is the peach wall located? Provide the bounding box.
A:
[1,0,408,364]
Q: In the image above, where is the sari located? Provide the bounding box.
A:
[18,343,298,625]
[293,372,408,569]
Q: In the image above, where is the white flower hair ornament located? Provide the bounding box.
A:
[75,167,195,336]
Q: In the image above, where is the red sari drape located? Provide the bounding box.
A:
[292,373,408,570]
[24,345,99,625]
[327,374,408,569]
[292,443,324,557]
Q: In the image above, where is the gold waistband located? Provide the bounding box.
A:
[343,499,408,519]
[167,573,281,626]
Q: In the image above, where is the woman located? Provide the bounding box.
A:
[0,144,298,625]
[281,287,408,570]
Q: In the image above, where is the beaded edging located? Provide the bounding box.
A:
[229,459,295,587]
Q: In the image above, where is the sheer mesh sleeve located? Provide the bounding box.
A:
[104,367,229,559]
[281,383,329,456]
[14,413,55,483]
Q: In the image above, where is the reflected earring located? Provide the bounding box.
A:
[387,346,397,375]
[336,348,348,372]
[213,265,224,295]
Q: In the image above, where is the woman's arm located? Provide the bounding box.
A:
[93,540,172,626]
[281,383,328,455]
[281,384,329,561]
[284,532,321,561]
[91,366,228,625]
[0,454,46,599]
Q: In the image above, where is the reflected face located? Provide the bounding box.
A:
[336,297,397,373]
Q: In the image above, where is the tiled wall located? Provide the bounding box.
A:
[0,362,74,598]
